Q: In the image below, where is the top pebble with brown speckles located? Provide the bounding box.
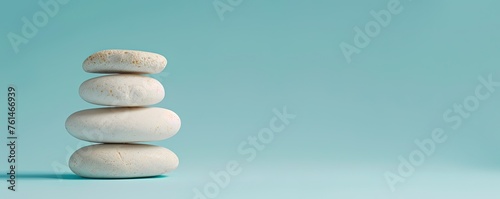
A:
[83,49,167,74]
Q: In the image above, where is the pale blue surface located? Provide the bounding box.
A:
[1,0,500,198]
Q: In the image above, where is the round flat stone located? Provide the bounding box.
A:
[83,49,167,74]
[79,74,164,106]
[69,144,179,179]
[66,107,181,143]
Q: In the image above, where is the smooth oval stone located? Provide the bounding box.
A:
[69,144,179,178]
[79,74,165,106]
[83,49,167,74]
[65,107,181,143]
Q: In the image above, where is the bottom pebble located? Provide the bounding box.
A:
[69,144,179,179]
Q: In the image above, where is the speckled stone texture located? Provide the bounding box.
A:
[83,50,167,74]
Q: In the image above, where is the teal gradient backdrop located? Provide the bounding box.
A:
[1,0,500,198]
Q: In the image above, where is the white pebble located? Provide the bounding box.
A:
[83,49,167,74]
[66,107,181,143]
[79,74,164,106]
[69,144,179,178]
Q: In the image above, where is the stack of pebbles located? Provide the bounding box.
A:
[65,49,181,178]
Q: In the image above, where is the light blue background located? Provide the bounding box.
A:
[1,0,500,198]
